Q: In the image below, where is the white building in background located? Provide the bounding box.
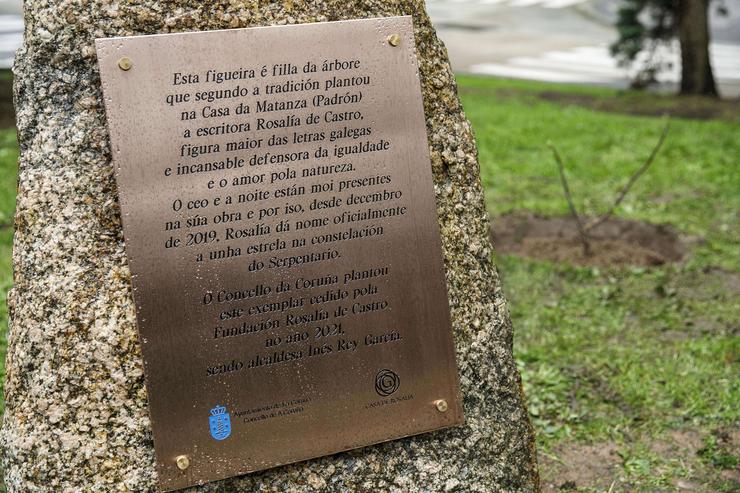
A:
[0,0,21,69]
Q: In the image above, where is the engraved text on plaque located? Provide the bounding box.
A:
[97,17,463,491]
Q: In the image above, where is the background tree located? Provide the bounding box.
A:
[611,0,727,96]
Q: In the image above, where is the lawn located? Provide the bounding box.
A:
[0,77,737,491]
[0,129,16,417]
[458,76,739,492]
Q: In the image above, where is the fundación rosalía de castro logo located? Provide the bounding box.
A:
[375,369,401,397]
[209,405,232,441]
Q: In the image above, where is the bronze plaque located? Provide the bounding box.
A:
[96,17,463,492]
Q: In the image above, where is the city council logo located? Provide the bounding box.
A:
[209,405,231,441]
[375,369,400,397]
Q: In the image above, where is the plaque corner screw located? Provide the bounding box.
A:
[388,34,401,47]
[435,399,449,413]
[175,455,190,471]
[117,56,133,71]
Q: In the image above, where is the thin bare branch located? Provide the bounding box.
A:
[585,120,670,232]
[548,142,592,256]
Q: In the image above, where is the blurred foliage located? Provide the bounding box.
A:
[610,0,727,91]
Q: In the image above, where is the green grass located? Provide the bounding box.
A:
[0,129,16,415]
[458,76,739,491]
[0,77,737,491]
[459,76,739,271]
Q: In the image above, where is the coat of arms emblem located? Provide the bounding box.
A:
[209,405,231,441]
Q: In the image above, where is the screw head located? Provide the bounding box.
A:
[175,455,190,470]
[117,57,133,71]
[435,399,449,413]
[388,34,401,47]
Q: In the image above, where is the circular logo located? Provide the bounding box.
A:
[375,369,400,397]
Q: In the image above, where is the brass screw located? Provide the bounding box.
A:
[117,57,133,71]
[435,399,449,413]
[388,34,401,47]
[176,455,190,471]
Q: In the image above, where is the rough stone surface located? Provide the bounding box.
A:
[1,1,538,492]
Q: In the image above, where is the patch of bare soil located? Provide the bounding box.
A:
[706,268,740,297]
[457,85,740,123]
[491,213,688,267]
[651,429,740,491]
[539,442,622,493]
[536,91,740,122]
[541,429,740,493]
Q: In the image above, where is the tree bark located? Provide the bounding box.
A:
[678,0,719,96]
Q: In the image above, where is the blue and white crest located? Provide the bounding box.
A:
[209,405,231,441]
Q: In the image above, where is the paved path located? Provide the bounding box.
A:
[429,0,740,96]
[470,43,740,87]
[430,0,590,7]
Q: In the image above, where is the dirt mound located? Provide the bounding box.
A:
[458,85,740,123]
[491,213,688,267]
[536,90,740,122]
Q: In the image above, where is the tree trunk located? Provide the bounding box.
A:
[678,0,719,96]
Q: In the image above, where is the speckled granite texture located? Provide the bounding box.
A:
[2,1,538,492]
